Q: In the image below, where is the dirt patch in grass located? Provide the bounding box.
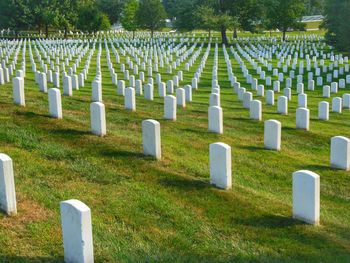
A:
[0,194,51,230]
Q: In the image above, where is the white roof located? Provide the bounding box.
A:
[301,15,324,22]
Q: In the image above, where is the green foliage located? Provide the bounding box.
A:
[195,5,218,34]
[323,0,350,52]
[120,0,139,36]
[136,0,166,37]
[162,0,176,18]
[169,0,199,31]
[96,0,125,24]
[77,3,111,32]
[303,0,325,15]
[265,0,306,40]
[0,0,33,34]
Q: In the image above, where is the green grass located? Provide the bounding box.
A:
[0,33,349,262]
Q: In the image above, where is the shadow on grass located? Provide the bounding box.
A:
[180,128,211,134]
[15,111,50,119]
[100,149,144,159]
[50,128,90,137]
[234,214,305,228]
[0,256,64,262]
[238,145,265,151]
[302,164,331,172]
[159,176,210,190]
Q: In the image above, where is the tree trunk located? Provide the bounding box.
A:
[151,29,154,39]
[282,30,286,41]
[133,30,135,39]
[221,26,228,45]
[208,29,211,39]
[64,27,68,39]
[45,24,49,39]
[233,27,238,39]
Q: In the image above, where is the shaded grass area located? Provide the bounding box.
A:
[0,37,349,262]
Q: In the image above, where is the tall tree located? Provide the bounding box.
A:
[266,0,306,41]
[77,3,111,33]
[229,0,264,38]
[171,0,199,31]
[31,0,60,38]
[162,0,177,19]
[137,0,167,38]
[195,5,218,38]
[96,0,125,24]
[303,0,325,15]
[57,0,79,38]
[210,0,233,44]
[0,0,33,37]
[323,0,350,51]
[120,0,139,38]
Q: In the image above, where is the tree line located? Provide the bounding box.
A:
[0,0,323,38]
[3,0,349,53]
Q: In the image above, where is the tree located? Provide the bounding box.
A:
[137,0,167,38]
[171,0,199,31]
[303,0,325,15]
[229,0,264,38]
[162,0,177,19]
[210,0,234,44]
[266,0,306,41]
[323,0,350,51]
[120,0,139,38]
[0,0,33,37]
[77,3,111,33]
[57,0,79,38]
[195,5,218,38]
[31,0,60,38]
[96,0,125,24]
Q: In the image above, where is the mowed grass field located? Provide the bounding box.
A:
[0,33,349,262]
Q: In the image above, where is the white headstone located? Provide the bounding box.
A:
[0,154,16,215]
[117,80,125,96]
[13,77,25,106]
[264,120,281,151]
[90,102,106,136]
[176,88,186,107]
[144,84,154,100]
[92,80,102,102]
[296,108,310,130]
[60,199,94,263]
[210,142,232,190]
[331,136,350,170]
[277,96,288,115]
[48,88,62,119]
[292,170,320,225]
[250,100,262,121]
[125,87,136,111]
[323,85,330,98]
[298,93,307,108]
[208,106,223,134]
[158,82,166,97]
[63,75,72,96]
[266,90,274,105]
[343,94,350,109]
[318,101,329,121]
[164,95,176,121]
[243,92,253,109]
[332,97,342,113]
[142,119,161,160]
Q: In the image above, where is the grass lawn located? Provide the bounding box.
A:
[0,32,349,262]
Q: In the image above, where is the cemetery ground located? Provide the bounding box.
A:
[0,36,349,262]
